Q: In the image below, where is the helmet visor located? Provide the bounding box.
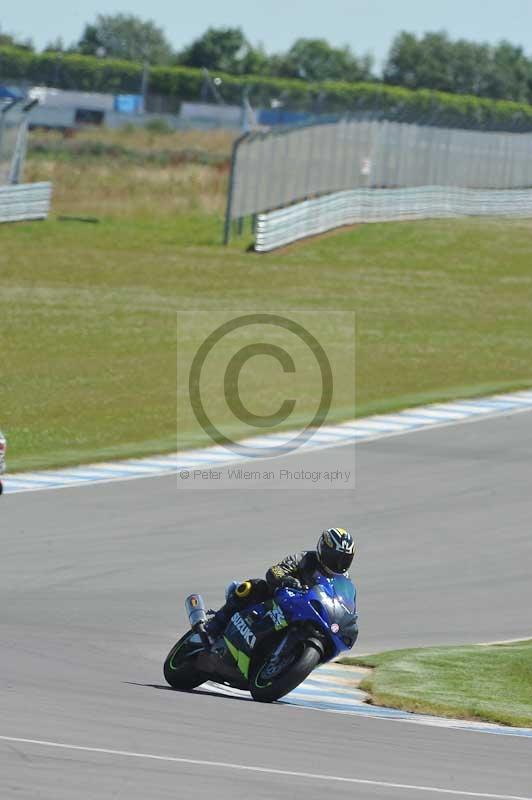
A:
[323,549,353,575]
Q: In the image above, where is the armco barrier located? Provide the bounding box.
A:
[0,182,52,223]
[255,186,532,251]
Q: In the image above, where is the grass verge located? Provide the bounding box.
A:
[341,640,532,728]
[1,128,532,471]
[2,215,532,472]
[28,127,235,164]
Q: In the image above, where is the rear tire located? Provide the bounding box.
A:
[163,632,206,691]
[250,642,321,702]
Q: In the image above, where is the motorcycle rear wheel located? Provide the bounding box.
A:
[250,641,321,702]
[163,632,206,691]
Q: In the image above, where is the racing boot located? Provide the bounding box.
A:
[202,580,258,647]
[203,611,227,645]
[202,580,252,645]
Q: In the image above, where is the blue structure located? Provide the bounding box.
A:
[257,108,313,126]
[114,95,143,114]
[0,86,23,100]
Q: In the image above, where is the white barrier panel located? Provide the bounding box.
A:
[0,182,52,223]
[255,186,532,251]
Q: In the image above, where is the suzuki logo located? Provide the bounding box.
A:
[230,612,257,648]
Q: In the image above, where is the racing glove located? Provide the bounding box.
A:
[280,576,303,590]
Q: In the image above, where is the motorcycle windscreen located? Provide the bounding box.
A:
[331,574,356,613]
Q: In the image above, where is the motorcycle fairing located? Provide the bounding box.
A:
[211,598,286,682]
[219,574,357,680]
[273,572,358,655]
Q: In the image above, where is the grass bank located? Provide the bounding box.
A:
[24,128,232,219]
[2,215,532,472]
[341,640,532,728]
[29,126,235,163]
[1,128,531,471]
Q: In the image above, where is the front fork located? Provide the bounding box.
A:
[268,624,324,664]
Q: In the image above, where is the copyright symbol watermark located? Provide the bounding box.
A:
[189,314,332,458]
[177,309,356,468]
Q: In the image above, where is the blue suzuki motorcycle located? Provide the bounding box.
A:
[164,573,358,702]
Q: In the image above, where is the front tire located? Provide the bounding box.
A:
[250,641,321,702]
[163,632,206,691]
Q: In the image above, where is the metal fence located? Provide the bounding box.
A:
[0,99,28,184]
[0,98,52,223]
[224,117,532,245]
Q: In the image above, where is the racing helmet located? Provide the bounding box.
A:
[317,528,355,575]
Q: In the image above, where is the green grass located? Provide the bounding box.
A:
[1,212,532,472]
[28,128,233,169]
[341,640,532,728]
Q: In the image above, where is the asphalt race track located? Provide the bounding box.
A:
[2,412,532,799]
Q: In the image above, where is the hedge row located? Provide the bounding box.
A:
[3,46,532,130]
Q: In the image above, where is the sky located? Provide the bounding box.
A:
[2,0,532,69]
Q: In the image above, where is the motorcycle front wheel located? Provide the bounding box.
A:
[163,631,206,691]
[250,640,321,702]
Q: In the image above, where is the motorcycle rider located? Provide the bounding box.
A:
[203,527,356,643]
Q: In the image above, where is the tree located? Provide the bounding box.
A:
[0,27,33,51]
[43,37,65,53]
[451,39,491,96]
[272,38,373,82]
[486,42,530,102]
[178,27,250,73]
[383,31,418,88]
[75,14,173,64]
[384,31,532,104]
[384,31,454,92]
[238,44,271,77]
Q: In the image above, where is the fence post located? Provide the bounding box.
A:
[223,131,249,245]
[0,99,21,183]
[9,99,38,185]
